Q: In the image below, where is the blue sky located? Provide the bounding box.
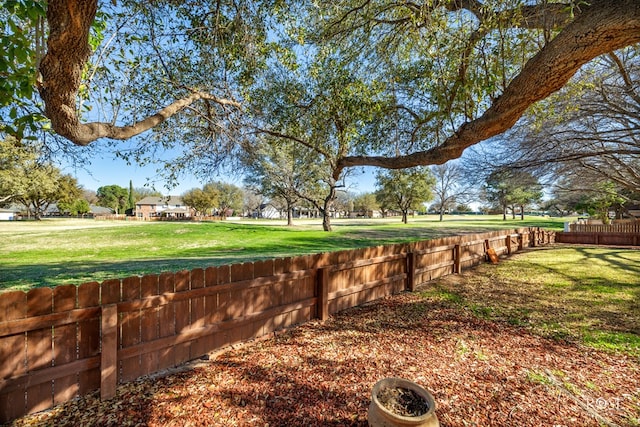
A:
[60,149,379,196]
[62,154,203,195]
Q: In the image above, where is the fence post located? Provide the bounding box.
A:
[505,235,511,255]
[518,233,524,251]
[406,252,417,292]
[454,245,461,274]
[101,304,118,400]
[317,267,329,321]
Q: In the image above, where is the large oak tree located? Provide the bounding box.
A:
[6,1,640,175]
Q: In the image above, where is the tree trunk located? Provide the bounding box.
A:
[320,186,337,232]
[502,206,507,221]
[287,206,293,226]
[520,205,525,220]
[439,210,444,222]
[322,213,332,231]
[402,210,408,224]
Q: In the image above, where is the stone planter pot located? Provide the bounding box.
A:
[368,377,439,427]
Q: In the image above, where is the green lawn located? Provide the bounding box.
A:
[424,246,640,356]
[0,215,566,291]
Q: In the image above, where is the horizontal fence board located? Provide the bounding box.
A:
[414,244,457,255]
[117,298,316,361]
[117,270,316,313]
[0,307,101,336]
[460,253,485,264]
[0,357,100,395]
[330,253,407,272]
[328,273,407,300]
[415,260,455,275]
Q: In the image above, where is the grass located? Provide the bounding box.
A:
[0,214,566,291]
[423,246,640,356]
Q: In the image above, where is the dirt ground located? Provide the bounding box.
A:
[10,283,639,427]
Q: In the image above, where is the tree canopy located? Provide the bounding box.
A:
[96,184,128,214]
[483,169,542,220]
[0,138,82,218]
[1,0,638,184]
[496,47,640,196]
[375,167,435,224]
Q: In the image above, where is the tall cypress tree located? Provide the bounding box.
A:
[128,180,135,211]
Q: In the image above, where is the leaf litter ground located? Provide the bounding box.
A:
[10,285,640,427]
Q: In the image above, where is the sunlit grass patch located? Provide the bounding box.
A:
[425,247,640,356]
[582,330,640,355]
[1,215,567,291]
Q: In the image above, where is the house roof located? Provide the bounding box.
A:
[90,205,113,214]
[136,196,184,206]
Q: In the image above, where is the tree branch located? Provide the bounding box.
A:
[337,1,640,173]
[38,0,241,146]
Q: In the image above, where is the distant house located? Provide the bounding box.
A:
[135,196,193,219]
[259,204,281,219]
[89,205,114,216]
[0,208,19,221]
[39,203,113,217]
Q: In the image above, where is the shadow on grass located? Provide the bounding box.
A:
[425,246,640,353]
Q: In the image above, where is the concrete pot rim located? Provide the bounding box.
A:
[370,377,437,422]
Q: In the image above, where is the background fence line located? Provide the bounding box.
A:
[568,223,640,234]
[556,231,640,246]
[0,227,554,423]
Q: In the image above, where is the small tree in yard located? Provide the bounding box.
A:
[16,170,81,219]
[59,198,91,217]
[431,162,474,221]
[484,169,542,220]
[573,181,625,224]
[182,187,218,217]
[97,185,128,214]
[352,192,379,217]
[375,168,435,224]
[71,199,91,216]
[242,138,305,226]
[206,182,244,218]
[0,138,82,219]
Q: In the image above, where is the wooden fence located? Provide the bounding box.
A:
[0,227,554,423]
[567,223,640,233]
[557,222,640,246]
[556,232,639,246]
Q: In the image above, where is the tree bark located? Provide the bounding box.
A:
[287,206,293,226]
[322,214,332,232]
[321,190,335,232]
[336,0,640,172]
